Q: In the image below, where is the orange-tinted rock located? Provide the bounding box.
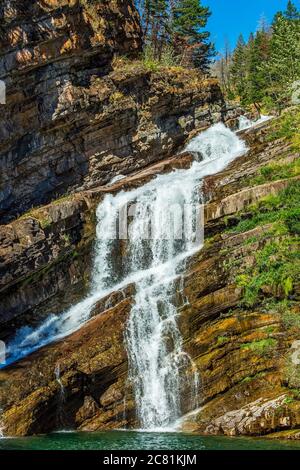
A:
[1,112,300,438]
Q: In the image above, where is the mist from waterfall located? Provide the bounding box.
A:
[3,122,248,430]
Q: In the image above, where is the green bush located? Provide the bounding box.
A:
[142,44,180,71]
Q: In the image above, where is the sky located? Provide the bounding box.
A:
[204,0,299,54]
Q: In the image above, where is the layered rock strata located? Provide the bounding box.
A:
[0,0,236,223]
[1,117,299,437]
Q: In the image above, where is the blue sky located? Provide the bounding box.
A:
[204,0,298,54]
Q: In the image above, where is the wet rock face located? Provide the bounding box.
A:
[0,297,134,436]
[0,152,194,339]
[0,194,96,339]
[1,118,299,437]
[0,0,231,224]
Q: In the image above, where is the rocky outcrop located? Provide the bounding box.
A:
[0,0,234,224]
[202,395,299,436]
[0,152,194,338]
[1,117,299,436]
[1,119,292,339]
[0,296,134,435]
[0,0,142,223]
[0,193,96,338]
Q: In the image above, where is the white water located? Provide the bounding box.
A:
[108,174,126,185]
[0,416,4,439]
[55,364,65,402]
[238,114,271,131]
[3,123,248,429]
[55,363,66,427]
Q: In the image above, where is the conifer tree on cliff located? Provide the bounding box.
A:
[141,0,169,56]
[172,0,214,70]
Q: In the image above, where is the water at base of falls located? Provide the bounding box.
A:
[2,431,300,450]
[3,122,250,431]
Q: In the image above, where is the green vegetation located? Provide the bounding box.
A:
[247,158,300,187]
[282,310,300,330]
[19,212,51,230]
[229,180,300,236]
[216,336,229,345]
[264,326,275,335]
[266,107,300,150]
[228,180,300,307]
[243,235,259,245]
[236,236,299,307]
[288,388,300,400]
[142,44,180,70]
[213,1,300,111]
[283,396,295,404]
[61,233,71,244]
[136,0,214,70]
[241,371,266,383]
[240,338,278,354]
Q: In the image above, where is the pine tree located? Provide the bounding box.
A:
[230,34,247,100]
[266,12,300,108]
[219,0,300,110]
[172,0,214,70]
[284,0,300,20]
[139,0,169,58]
[247,29,271,110]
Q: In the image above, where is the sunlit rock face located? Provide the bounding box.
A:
[1,117,299,438]
[0,0,142,223]
[0,0,234,224]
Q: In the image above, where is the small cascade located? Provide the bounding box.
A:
[238,115,254,130]
[55,364,66,427]
[238,114,271,131]
[0,404,5,438]
[55,363,65,401]
[4,122,249,431]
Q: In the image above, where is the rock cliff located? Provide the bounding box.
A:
[0,0,240,337]
[1,113,299,437]
[1,0,299,441]
[0,0,235,224]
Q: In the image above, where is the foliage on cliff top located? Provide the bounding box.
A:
[136,0,214,71]
[111,55,218,90]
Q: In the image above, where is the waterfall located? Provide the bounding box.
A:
[3,123,248,429]
[238,115,254,130]
[55,364,65,403]
[238,114,271,131]
[55,364,66,428]
[0,414,4,439]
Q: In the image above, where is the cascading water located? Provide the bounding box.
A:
[238,115,254,130]
[55,363,66,427]
[55,364,66,403]
[0,413,4,439]
[3,123,249,430]
[238,114,271,131]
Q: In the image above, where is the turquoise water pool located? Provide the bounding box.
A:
[0,431,300,450]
